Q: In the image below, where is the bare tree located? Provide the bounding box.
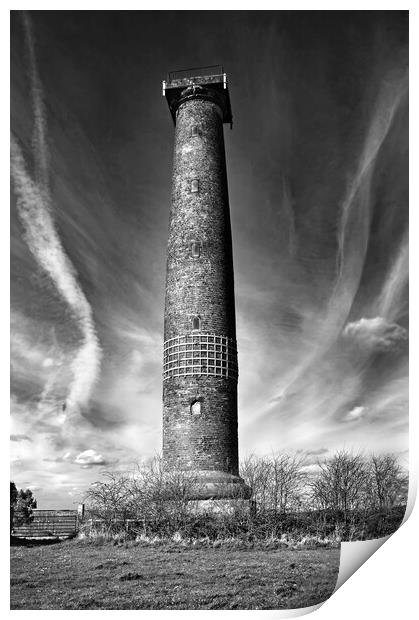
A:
[240,454,272,512]
[82,450,408,540]
[368,454,408,510]
[310,450,368,520]
[129,456,198,528]
[240,453,306,514]
[84,456,201,534]
[84,471,132,528]
[267,453,306,514]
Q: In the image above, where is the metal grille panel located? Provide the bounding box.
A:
[163,334,238,381]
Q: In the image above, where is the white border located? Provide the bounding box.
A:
[3,5,416,619]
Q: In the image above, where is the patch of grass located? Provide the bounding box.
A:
[10,539,340,609]
[75,527,340,550]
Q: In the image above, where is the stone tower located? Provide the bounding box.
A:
[162,66,249,501]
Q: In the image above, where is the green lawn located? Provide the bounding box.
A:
[10,540,340,610]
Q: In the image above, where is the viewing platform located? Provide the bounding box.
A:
[163,64,232,126]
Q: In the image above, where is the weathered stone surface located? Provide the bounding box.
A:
[163,375,238,473]
[164,98,235,340]
[163,80,249,500]
[187,498,254,516]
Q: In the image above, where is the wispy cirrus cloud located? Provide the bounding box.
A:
[21,10,49,192]
[11,12,102,420]
[377,232,409,322]
[255,67,409,435]
[322,72,408,354]
[10,12,408,507]
[334,71,408,297]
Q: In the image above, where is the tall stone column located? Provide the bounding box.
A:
[162,68,250,501]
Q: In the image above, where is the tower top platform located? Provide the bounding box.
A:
[163,65,233,127]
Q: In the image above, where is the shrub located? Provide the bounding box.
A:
[81,452,407,544]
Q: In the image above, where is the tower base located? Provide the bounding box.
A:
[187,497,254,516]
[185,470,251,501]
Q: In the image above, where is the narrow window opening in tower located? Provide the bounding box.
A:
[191,400,201,416]
[191,179,199,193]
[190,242,201,258]
[192,316,200,331]
[191,124,201,137]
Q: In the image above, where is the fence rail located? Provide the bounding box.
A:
[12,509,79,539]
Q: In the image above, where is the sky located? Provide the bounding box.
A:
[10,10,408,508]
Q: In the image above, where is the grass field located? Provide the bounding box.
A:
[10,539,340,610]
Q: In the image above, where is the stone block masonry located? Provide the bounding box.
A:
[165,99,235,340]
[162,73,250,500]
[163,375,238,474]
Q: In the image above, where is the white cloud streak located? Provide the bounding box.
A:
[274,72,408,400]
[281,178,296,257]
[22,11,49,193]
[11,12,102,417]
[377,232,409,322]
[334,71,408,294]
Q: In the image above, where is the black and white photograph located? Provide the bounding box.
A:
[10,9,408,611]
